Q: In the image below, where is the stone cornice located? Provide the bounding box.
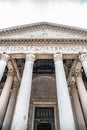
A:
[0,38,87,45]
[0,22,87,37]
[0,39,87,55]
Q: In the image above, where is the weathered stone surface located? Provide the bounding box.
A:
[31,75,57,100]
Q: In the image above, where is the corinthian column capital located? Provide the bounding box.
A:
[75,69,82,77]
[79,53,87,77]
[0,53,10,62]
[53,53,63,62]
[26,54,35,62]
[7,61,15,77]
[79,53,87,62]
[70,77,76,86]
[7,70,15,77]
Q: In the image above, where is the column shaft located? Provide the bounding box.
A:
[0,73,14,129]
[54,54,76,130]
[76,75,87,125]
[0,54,9,81]
[2,88,18,130]
[70,80,86,130]
[10,54,35,130]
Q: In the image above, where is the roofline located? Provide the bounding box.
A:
[0,22,87,37]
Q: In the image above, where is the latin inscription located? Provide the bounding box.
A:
[0,45,87,54]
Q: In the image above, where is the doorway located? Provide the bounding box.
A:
[37,122,51,130]
[34,107,55,130]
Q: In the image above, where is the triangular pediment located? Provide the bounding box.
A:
[0,22,87,39]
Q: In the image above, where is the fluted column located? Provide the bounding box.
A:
[70,77,86,130]
[2,87,18,130]
[75,70,87,125]
[10,54,35,130]
[0,71,14,129]
[0,53,10,81]
[79,53,87,77]
[53,54,76,130]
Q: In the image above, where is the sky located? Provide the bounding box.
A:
[0,0,87,29]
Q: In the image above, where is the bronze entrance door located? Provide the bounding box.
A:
[34,107,55,130]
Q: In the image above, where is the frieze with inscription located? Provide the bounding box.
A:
[0,45,87,54]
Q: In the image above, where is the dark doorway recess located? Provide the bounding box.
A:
[38,122,51,130]
[34,107,55,130]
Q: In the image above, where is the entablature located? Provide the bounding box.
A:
[0,39,87,59]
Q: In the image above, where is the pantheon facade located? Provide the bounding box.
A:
[0,22,87,130]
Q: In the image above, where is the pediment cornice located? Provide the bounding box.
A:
[0,38,87,45]
[0,22,87,37]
